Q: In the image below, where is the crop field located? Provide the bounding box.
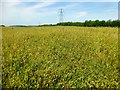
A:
[2,26,119,88]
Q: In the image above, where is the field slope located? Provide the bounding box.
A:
[2,26,119,88]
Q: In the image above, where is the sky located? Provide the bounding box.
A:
[0,0,119,26]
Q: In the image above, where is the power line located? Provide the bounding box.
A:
[59,8,64,23]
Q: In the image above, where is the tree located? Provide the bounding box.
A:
[0,25,5,27]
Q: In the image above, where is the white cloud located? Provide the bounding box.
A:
[76,11,87,17]
[1,0,78,25]
[64,11,87,22]
[24,0,57,11]
[2,0,20,2]
[1,0,58,25]
[1,0,118,25]
[67,0,119,2]
[2,0,119,2]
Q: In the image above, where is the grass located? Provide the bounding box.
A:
[2,26,119,88]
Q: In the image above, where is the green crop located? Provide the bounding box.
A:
[2,26,119,88]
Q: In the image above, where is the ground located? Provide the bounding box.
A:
[2,26,119,88]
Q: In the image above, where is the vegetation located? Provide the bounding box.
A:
[2,20,120,27]
[57,20,120,27]
[0,25,5,27]
[2,26,119,88]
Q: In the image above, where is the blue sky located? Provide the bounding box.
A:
[0,0,119,25]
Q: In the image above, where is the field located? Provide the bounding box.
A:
[2,26,119,88]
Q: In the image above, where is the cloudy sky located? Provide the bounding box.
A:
[0,0,119,25]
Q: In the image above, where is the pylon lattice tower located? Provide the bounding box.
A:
[59,9,64,23]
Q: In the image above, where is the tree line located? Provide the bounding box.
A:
[56,20,120,27]
[1,20,120,27]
